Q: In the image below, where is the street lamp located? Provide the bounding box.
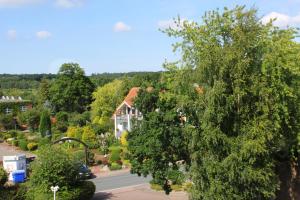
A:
[50,186,59,200]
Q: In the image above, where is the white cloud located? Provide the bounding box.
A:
[7,30,17,40]
[261,12,300,27]
[55,0,85,8]
[36,31,52,39]
[0,0,41,7]
[113,22,131,32]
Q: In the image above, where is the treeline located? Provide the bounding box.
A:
[0,71,162,89]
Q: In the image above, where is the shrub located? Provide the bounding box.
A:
[109,150,121,163]
[19,139,28,151]
[167,170,185,185]
[77,181,96,200]
[171,184,183,191]
[8,130,18,138]
[12,140,18,146]
[38,137,50,147]
[0,167,7,186]
[120,131,128,146]
[150,183,163,191]
[109,162,122,171]
[39,110,51,137]
[27,142,38,151]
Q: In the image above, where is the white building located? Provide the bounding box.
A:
[112,87,142,138]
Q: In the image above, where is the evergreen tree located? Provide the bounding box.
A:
[39,110,51,137]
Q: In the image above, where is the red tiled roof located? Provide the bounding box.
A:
[124,87,140,107]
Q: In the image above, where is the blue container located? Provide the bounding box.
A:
[12,170,25,183]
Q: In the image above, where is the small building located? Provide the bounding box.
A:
[112,87,142,138]
[0,96,32,114]
[3,154,27,181]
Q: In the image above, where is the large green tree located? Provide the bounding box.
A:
[49,63,95,113]
[90,79,125,132]
[129,6,300,200]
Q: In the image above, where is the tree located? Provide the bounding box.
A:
[39,110,51,137]
[90,79,125,132]
[128,86,189,192]
[49,63,95,113]
[25,108,40,132]
[55,111,69,132]
[82,126,97,148]
[129,6,300,199]
[27,146,95,200]
[38,78,50,105]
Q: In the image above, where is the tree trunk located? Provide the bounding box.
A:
[276,158,300,200]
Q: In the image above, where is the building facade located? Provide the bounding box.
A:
[0,96,32,114]
[112,87,142,138]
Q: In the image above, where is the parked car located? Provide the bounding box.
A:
[78,164,92,179]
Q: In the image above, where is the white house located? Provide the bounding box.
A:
[112,87,142,138]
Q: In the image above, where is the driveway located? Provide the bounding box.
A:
[0,142,35,161]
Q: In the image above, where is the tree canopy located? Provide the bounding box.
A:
[49,63,95,113]
[128,6,300,199]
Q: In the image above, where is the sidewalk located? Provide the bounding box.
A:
[92,184,188,200]
[90,165,131,178]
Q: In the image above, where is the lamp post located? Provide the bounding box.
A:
[50,186,59,200]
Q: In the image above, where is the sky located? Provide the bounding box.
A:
[0,0,300,74]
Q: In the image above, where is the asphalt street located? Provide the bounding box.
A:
[91,172,152,192]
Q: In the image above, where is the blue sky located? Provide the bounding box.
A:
[0,0,300,74]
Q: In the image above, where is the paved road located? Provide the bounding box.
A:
[91,172,152,192]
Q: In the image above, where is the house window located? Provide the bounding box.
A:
[20,105,27,112]
[5,108,12,114]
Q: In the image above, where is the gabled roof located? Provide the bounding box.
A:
[123,87,140,107]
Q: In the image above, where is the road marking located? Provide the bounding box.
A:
[95,183,148,193]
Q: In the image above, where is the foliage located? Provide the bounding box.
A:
[18,139,28,151]
[81,126,97,148]
[38,78,50,105]
[27,146,81,195]
[66,126,82,140]
[27,142,38,151]
[24,108,40,132]
[49,63,95,113]
[128,86,189,193]
[38,137,50,147]
[120,131,128,147]
[39,110,51,137]
[0,167,7,186]
[91,79,124,133]
[0,114,15,130]
[55,111,69,132]
[127,6,300,199]
[69,111,90,127]
[109,162,122,171]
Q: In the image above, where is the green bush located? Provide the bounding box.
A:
[167,170,185,185]
[109,162,122,171]
[8,130,18,138]
[109,151,121,163]
[77,181,96,200]
[19,139,28,151]
[12,139,18,146]
[38,137,50,147]
[27,142,38,151]
[0,167,7,186]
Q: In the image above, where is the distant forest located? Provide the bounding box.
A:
[0,71,162,89]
